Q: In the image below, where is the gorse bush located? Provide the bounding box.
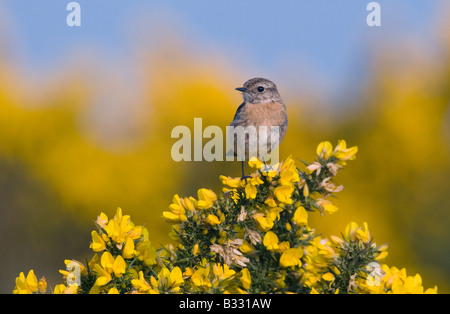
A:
[13,140,438,294]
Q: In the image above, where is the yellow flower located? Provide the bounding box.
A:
[242,175,263,199]
[263,231,279,251]
[334,139,347,154]
[307,236,336,259]
[95,212,109,228]
[112,255,126,277]
[38,277,47,294]
[280,156,296,173]
[375,244,389,261]
[239,241,254,254]
[135,240,157,266]
[334,139,358,161]
[275,271,286,289]
[122,237,136,259]
[254,213,275,232]
[12,149,440,295]
[53,284,66,294]
[155,267,184,292]
[132,271,158,294]
[240,268,251,290]
[59,260,87,285]
[87,253,100,270]
[266,208,283,225]
[193,243,199,256]
[53,284,78,294]
[185,199,195,213]
[264,197,278,208]
[322,272,335,282]
[279,158,300,185]
[196,188,217,209]
[276,241,291,253]
[393,274,422,294]
[344,222,371,243]
[292,206,308,226]
[191,266,212,289]
[165,267,182,288]
[245,182,257,199]
[205,214,221,226]
[316,198,339,214]
[94,252,126,286]
[169,224,181,241]
[330,235,344,246]
[424,286,438,294]
[302,182,309,197]
[102,207,133,248]
[90,230,106,252]
[219,175,242,188]
[261,162,280,179]
[316,141,333,159]
[280,247,303,268]
[355,265,438,294]
[214,263,236,280]
[251,175,264,186]
[94,266,111,287]
[385,268,430,294]
[100,251,115,273]
[13,270,38,294]
[128,225,143,240]
[323,202,338,214]
[273,185,294,204]
[163,194,188,223]
[356,222,371,243]
[248,156,265,170]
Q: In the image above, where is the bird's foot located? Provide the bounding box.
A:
[260,157,270,172]
[241,175,252,184]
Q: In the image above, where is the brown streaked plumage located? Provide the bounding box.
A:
[227,77,288,178]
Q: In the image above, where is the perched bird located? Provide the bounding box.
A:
[227,77,288,179]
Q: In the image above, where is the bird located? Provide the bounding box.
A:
[227,77,288,179]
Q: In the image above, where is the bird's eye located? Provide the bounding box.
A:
[257,86,265,92]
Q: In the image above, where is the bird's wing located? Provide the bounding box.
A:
[230,102,246,126]
[227,102,246,157]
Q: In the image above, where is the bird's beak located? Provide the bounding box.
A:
[235,87,246,92]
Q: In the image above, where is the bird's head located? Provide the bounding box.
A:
[235,77,282,104]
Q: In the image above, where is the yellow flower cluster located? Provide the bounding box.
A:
[13,270,47,294]
[356,264,438,294]
[12,140,437,294]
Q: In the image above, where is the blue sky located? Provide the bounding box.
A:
[0,0,445,96]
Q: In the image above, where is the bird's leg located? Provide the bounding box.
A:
[261,156,269,172]
[241,160,251,183]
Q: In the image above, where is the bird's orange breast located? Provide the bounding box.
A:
[242,101,287,126]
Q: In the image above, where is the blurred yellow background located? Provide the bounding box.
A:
[0,1,449,293]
